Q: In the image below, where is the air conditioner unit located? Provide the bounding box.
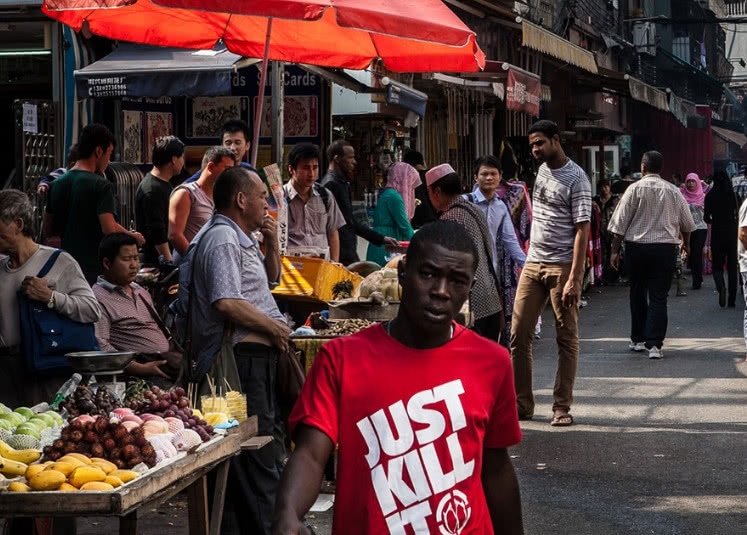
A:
[633,22,657,56]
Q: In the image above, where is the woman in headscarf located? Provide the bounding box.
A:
[705,170,739,307]
[680,173,708,290]
[366,162,418,266]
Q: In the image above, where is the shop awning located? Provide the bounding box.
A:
[626,75,669,112]
[520,19,598,74]
[712,125,747,147]
[74,43,258,98]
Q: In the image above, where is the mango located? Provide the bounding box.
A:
[0,439,41,465]
[58,483,78,491]
[25,462,52,480]
[109,469,139,483]
[69,465,106,488]
[29,470,66,491]
[57,456,85,469]
[79,481,114,491]
[90,460,116,474]
[0,454,28,477]
[48,461,76,477]
[8,481,31,492]
[64,453,92,465]
[104,475,123,488]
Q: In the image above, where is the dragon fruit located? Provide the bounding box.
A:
[111,408,133,419]
[164,417,184,434]
[122,414,143,426]
[171,429,202,452]
[140,414,166,424]
[73,414,96,425]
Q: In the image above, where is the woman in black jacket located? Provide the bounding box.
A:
[704,171,739,307]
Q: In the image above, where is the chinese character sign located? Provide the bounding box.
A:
[506,68,540,117]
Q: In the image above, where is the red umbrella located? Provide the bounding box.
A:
[43,0,485,163]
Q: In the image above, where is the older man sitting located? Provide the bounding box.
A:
[0,189,100,407]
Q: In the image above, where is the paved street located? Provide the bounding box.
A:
[74,275,746,534]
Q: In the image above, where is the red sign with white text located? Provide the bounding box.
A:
[506,68,540,117]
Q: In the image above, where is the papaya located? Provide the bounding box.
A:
[8,481,31,492]
[79,481,114,491]
[0,439,41,465]
[0,454,28,477]
[109,469,139,483]
[29,470,66,491]
[69,465,106,488]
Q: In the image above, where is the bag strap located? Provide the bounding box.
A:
[138,291,183,353]
[37,249,62,278]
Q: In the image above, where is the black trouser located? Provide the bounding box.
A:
[711,226,739,305]
[472,311,503,344]
[689,229,708,288]
[222,343,286,535]
[626,242,677,349]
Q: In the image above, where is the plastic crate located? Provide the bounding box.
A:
[272,256,362,302]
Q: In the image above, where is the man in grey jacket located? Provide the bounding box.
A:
[0,189,101,406]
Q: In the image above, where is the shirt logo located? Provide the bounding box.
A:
[436,490,472,535]
[356,379,474,534]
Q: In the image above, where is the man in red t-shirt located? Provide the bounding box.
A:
[273,221,523,535]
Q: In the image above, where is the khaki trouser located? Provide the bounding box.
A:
[510,262,580,418]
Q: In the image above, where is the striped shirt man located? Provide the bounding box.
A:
[526,159,592,264]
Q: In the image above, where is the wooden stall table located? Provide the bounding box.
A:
[0,418,264,535]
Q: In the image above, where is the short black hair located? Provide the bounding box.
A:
[407,221,478,273]
[288,143,321,169]
[430,172,463,196]
[403,150,425,168]
[326,139,352,163]
[214,166,257,212]
[219,119,251,142]
[528,120,560,140]
[99,232,137,266]
[597,178,610,190]
[473,155,502,176]
[152,136,185,167]
[77,124,116,160]
[642,151,663,174]
[201,146,236,168]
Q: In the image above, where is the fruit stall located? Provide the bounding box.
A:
[0,354,262,533]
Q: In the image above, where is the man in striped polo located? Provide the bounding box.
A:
[510,120,592,427]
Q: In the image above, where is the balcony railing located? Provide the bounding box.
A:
[702,0,727,18]
[726,0,747,16]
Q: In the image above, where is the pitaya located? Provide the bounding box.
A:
[164,417,184,434]
[122,414,143,426]
[171,429,202,451]
[140,414,166,424]
[73,414,96,425]
[111,408,133,419]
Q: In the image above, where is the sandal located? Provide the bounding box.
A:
[550,413,573,426]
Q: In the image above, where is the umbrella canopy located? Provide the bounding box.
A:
[42,0,485,72]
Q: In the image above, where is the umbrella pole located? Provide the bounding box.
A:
[251,17,273,167]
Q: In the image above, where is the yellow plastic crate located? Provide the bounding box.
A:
[272,256,362,302]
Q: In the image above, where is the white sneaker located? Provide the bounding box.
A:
[649,346,664,359]
[629,341,646,352]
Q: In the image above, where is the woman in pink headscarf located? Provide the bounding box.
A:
[366,162,420,266]
[680,172,708,289]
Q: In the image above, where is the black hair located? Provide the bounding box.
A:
[99,232,137,265]
[66,144,79,168]
[326,139,352,163]
[151,136,185,167]
[527,120,560,140]
[642,151,664,174]
[403,150,425,168]
[288,143,321,169]
[430,172,463,196]
[620,165,631,177]
[407,221,479,273]
[219,119,251,142]
[201,146,236,168]
[597,178,610,190]
[77,124,116,159]
[473,155,502,176]
[214,166,256,212]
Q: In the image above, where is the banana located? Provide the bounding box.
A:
[0,454,28,477]
[0,439,41,465]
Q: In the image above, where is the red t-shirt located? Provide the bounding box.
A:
[289,323,522,535]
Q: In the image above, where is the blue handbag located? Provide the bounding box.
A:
[18,249,99,373]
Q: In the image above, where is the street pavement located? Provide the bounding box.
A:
[74,274,746,534]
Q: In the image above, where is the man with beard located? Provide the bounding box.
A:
[510,120,591,427]
[321,139,398,266]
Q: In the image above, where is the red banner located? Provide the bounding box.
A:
[506,68,540,117]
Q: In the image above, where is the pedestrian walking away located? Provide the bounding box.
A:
[738,198,747,360]
[609,151,696,360]
[705,170,739,308]
[680,173,708,290]
[510,120,591,427]
[272,221,523,535]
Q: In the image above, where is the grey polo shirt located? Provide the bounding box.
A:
[177,214,286,378]
[283,181,345,250]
